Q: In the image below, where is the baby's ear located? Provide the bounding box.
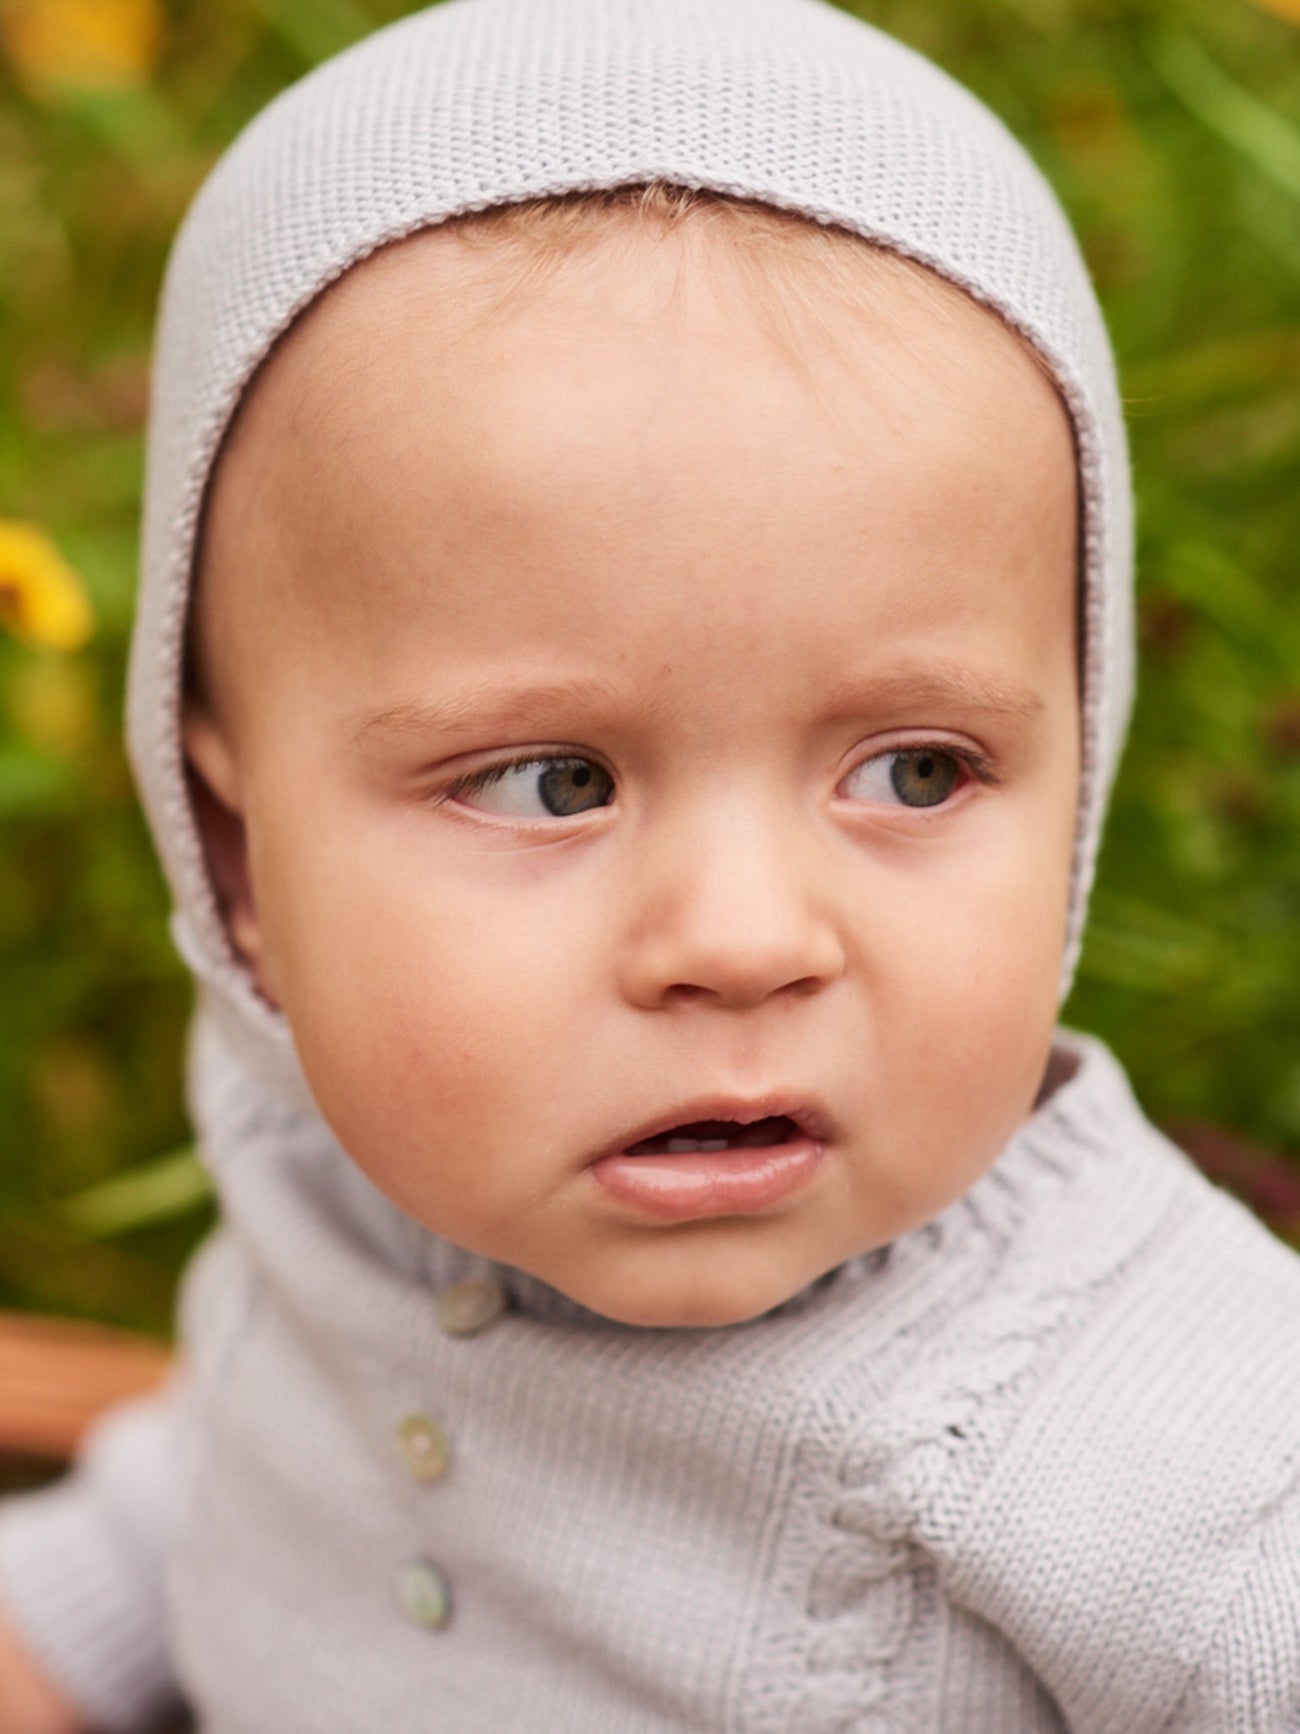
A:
[181,704,279,1008]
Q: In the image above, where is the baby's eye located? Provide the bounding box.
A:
[841,748,965,809]
[447,755,614,818]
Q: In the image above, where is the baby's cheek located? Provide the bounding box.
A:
[278,879,560,1194]
[881,871,1062,1169]
[300,922,498,1113]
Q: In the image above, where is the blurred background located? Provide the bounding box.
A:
[0,0,1298,1342]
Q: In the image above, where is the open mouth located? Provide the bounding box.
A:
[592,1105,827,1219]
[624,1116,799,1156]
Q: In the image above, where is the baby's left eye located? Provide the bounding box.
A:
[841,748,965,809]
[447,755,614,818]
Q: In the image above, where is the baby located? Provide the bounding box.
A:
[3,0,1300,1728]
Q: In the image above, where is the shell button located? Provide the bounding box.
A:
[397,1557,453,1630]
[395,1412,451,1484]
[436,1277,506,1338]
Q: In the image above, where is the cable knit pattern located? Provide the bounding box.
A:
[729,1052,1186,1733]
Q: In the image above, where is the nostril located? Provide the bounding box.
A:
[621,906,846,1012]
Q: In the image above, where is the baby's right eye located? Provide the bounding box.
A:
[445,755,615,819]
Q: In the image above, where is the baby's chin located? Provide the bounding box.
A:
[522,1237,859,1330]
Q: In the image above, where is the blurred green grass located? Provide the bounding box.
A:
[0,0,1297,1335]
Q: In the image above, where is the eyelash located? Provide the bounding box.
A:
[441,754,595,798]
[446,759,534,797]
[437,742,1001,812]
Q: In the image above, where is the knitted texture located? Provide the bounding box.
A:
[125,0,1132,1109]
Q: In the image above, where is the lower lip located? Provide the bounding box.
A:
[588,1140,825,1221]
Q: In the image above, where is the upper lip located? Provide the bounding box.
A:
[596,1093,837,1161]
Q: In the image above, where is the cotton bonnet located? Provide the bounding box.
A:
[126,0,1133,1113]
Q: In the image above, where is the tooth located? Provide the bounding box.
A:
[665,1138,697,1153]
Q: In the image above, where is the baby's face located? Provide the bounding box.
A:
[189,218,1079,1327]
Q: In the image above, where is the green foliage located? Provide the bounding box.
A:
[1,0,1297,1331]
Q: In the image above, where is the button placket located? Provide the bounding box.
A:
[391,1277,507,1630]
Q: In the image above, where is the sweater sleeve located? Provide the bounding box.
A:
[0,1385,186,1732]
[1164,1486,1300,1733]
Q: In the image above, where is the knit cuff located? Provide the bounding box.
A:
[0,1392,183,1732]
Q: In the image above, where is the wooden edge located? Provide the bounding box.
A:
[0,1311,173,1463]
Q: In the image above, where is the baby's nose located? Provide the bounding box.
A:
[617,803,846,1011]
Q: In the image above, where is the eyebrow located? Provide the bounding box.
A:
[352,660,1044,750]
[352,675,629,747]
[816,662,1047,723]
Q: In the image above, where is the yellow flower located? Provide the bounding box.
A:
[0,520,94,651]
[1,0,162,97]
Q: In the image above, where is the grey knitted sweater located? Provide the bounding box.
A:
[4,1028,1300,1731]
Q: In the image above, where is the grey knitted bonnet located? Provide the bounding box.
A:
[127,0,1132,1113]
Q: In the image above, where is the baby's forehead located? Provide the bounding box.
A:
[195,191,1081,697]
[191,187,1077,727]
[237,189,1059,453]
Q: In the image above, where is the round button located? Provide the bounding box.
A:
[395,1412,451,1483]
[397,1557,453,1630]
[436,1277,506,1338]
